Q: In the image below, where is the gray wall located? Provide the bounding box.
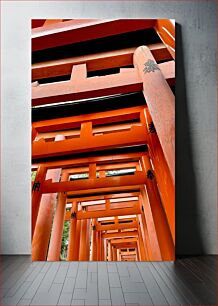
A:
[1,1,217,255]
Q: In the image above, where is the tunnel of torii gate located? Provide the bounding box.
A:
[31,19,175,261]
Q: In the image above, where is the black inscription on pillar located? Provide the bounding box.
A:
[148,122,156,134]
[71,211,76,219]
[146,170,155,180]
[32,181,40,192]
[92,225,96,231]
[143,59,160,73]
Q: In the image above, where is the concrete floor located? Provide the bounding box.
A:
[0,255,217,305]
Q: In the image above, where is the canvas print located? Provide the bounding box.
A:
[31,19,175,261]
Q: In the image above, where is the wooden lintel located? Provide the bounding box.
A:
[33,106,143,133]
[67,191,140,203]
[76,205,141,220]
[32,19,156,51]
[32,125,148,159]
[102,231,138,239]
[32,43,171,80]
[33,152,147,170]
[42,171,146,193]
[32,70,142,106]
[96,221,138,232]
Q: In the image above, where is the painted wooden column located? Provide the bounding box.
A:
[32,135,65,261]
[119,249,122,261]
[140,186,162,261]
[117,249,120,261]
[138,196,153,260]
[91,219,97,261]
[104,239,108,261]
[137,214,148,260]
[86,219,91,260]
[97,231,102,261]
[111,245,114,261]
[47,172,69,261]
[138,216,148,260]
[78,210,90,261]
[116,248,120,261]
[67,201,78,261]
[141,107,175,242]
[134,46,175,184]
[96,231,99,261]
[136,246,140,261]
[141,155,175,260]
[32,164,47,239]
[101,237,105,261]
[108,240,112,261]
[112,246,117,261]
[79,218,88,261]
[137,241,142,261]
[74,206,82,261]
[105,240,108,261]
[137,219,147,261]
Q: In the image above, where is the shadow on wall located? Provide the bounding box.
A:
[175,23,205,256]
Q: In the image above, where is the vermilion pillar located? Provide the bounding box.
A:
[79,217,89,261]
[138,198,153,260]
[96,231,101,261]
[32,164,47,239]
[75,219,81,260]
[137,220,147,261]
[112,246,117,261]
[79,219,87,260]
[137,214,148,260]
[67,201,78,260]
[108,240,112,261]
[136,247,140,261]
[137,241,142,261]
[140,186,162,261]
[32,135,65,261]
[101,237,105,261]
[141,107,175,242]
[97,231,102,261]
[117,249,120,261]
[134,46,175,184]
[86,219,91,260]
[91,219,97,261]
[104,239,107,261]
[105,240,108,261]
[47,172,69,261]
[141,155,175,260]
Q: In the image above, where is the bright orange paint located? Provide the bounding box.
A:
[31,19,175,262]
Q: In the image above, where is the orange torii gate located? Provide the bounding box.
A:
[31,18,175,262]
